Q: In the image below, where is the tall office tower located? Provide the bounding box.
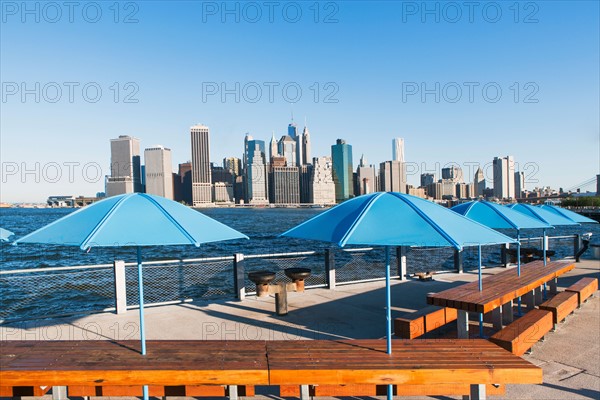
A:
[223,157,242,178]
[269,162,300,205]
[212,182,234,203]
[310,156,336,205]
[269,132,278,162]
[174,162,192,204]
[514,171,525,199]
[299,164,313,203]
[441,166,463,183]
[245,139,269,204]
[190,124,212,206]
[392,138,405,162]
[356,154,377,195]
[420,173,436,187]
[379,161,407,193]
[243,133,253,168]
[473,167,486,197]
[331,139,354,202]
[144,146,173,199]
[301,125,311,165]
[278,135,297,167]
[493,156,515,199]
[455,182,472,199]
[106,135,142,197]
[288,119,298,139]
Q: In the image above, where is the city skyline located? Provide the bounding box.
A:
[1,2,598,202]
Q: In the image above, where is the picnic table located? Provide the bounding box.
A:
[427,260,575,338]
[1,339,542,400]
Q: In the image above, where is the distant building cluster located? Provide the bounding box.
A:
[101,119,535,207]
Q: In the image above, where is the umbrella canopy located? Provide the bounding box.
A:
[507,203,580,226]
[15,193,248,249]
[0,228,15,242]
[14,193,248,364]
[283,192,517,249]
[537,204,598,224]
[451,201,551,230]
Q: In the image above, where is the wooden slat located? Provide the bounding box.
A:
[489,309,553,356]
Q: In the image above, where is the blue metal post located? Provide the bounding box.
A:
[542,229,548,299]
[137,247,149,400]
[385,246,393,400]
[517,231,522,316]
[478,244,484,337]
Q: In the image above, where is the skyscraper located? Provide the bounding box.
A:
[356,154,377,195]
[245,139,269,204]
[331,139,354,202]
[493,156,515,199]
[379,161,406,193]
[144,146,173,199]
[106,135,142,197]
[301,125,311,165]
[441,166,463,183]
[515,171,525,199]
[392,138,404,162]
[278,135,296,167]
[310,156,336,205]
[269,158,300,205]
[420,173,436,187]
[223,157,242,178]
[473,167,485,197]
[190,124,212,206]
[175,162,192,204]
[269,132,278,162]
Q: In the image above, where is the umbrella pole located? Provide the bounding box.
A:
[478,244,484,338]
[137,247,149,400]
[543,229,548,300]
[385,246,393,400]
[517,231,522,316]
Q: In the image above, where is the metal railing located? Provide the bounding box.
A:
[0,234,583,323]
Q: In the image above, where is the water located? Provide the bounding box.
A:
[2,207,599,322]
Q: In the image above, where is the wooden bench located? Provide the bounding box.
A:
[0,339,543,400]
[565,277,598,307]
[489,309,553,356]
[394,305,457,339]
[539,291,579,329]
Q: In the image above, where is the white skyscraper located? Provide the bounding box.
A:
[190,124,212,205]
[392,138,405,162]
[493,156,516,199]
[144,146,173,199]
[106,135,142,197]
[301,125,311,165]
[310,156,336,205]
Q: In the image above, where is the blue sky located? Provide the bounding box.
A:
[1,1,599,202]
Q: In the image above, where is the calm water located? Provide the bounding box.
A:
[2,207,598,322]
[1,207,599,270]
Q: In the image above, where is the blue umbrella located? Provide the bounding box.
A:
[281,192,516,400]
[14,193,248,355]
[537,204,599,224]
[0,228,15,242]
[507,203,579,266]
[452,201,552,274]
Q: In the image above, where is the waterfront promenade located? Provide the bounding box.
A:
[1,258,598,399]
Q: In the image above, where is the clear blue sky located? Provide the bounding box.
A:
[1,1,599,202]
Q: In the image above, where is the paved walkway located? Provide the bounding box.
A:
[1,258,598,399]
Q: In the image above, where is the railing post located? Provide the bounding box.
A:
[325,248,336,289]
[233,253,245,301]
[454,248,464,273]
[574,234,581,262]
[397,246,407,280]
[113,260,127,314]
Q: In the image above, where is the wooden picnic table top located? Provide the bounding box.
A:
[1,339,542,387]
[427,260,575,314]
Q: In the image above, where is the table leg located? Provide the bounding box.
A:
[502,301,513,324]
[458,310,469,339]
[535,286,543,305]
[524,291,535,310]
[549,278,558,295]
[228,385,238,400]
[299,385,309,400]
[52,387,67,400]
[470,384,486,400]
[492,307,502,331]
